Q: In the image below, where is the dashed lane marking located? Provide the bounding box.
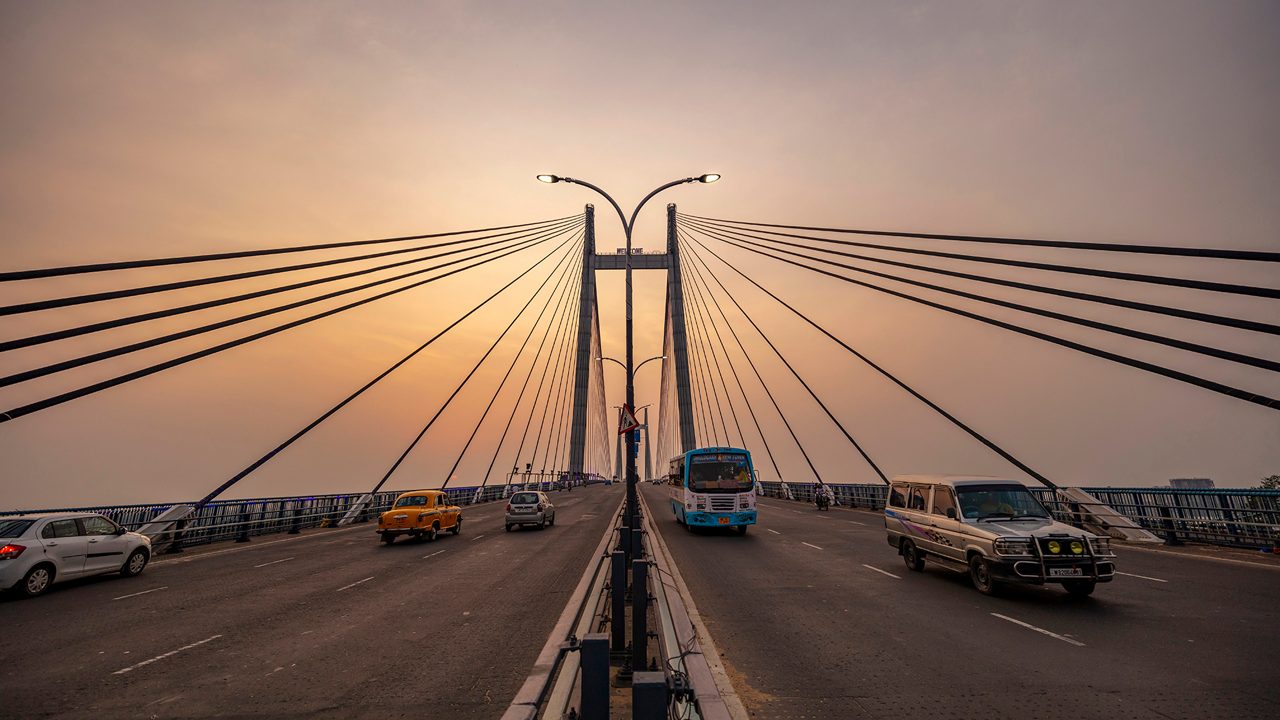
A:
[112,587,167,601]
[470,535,485,541]
[1116,571,1168,583]
[112,635,222,675]
[767,529,781,535]
[423,550,447,559]
[801,542,823,550]
[991,613,1085,647]
[254,557,295,568]
[336,576,374,592]
[861,564,901,579]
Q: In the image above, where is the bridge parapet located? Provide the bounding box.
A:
[0,484,538,551]
[756,481,1280,549]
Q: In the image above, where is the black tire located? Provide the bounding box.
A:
[381,533,395,545]
[537,518,547,530]
[18,564,54,597]
[427,524,439,542]
[548,513,555,527]
[450,517,462,535]
[969,554,999,596]
[736,525,748,536]
[1063,580,1096,597]
[902,540,925,572]
[120,548,149,577]
[505,523,514,532]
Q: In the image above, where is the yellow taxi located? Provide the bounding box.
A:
[378,490,462,544]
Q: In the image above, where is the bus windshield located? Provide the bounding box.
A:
[688,453,753,493]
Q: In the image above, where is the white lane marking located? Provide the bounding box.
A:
[254,557,295,568]
[336,576,374,592]
[423,550,447,559]
[847,520,867,526]
[861,564,901,579]
[801,542,823,550]
[469,517,489,522]
[112,635,222,675]
[790,510,803,514]
[470,535,485,541]
[767,529,781,535]
[112,586,168,601]
[1114,543,1280,571]
[1116,571,1168,583]
[991,613,1085,647]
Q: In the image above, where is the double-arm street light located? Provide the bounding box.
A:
[539,173,719,524]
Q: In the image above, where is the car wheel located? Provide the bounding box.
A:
[450,517,462,535]
[548,513,555,527]
[427,524,439,542]
[505,523,514,532]
[969,554,998,595]
[538,518,546,530]
[121,548,149,577]
[19,564,54,598]
[901,540,925,572]
[1063,580,1096,597]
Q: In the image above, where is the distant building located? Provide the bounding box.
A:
[1169,477,1215,489]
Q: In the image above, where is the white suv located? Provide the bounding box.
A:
[0,513,152,598]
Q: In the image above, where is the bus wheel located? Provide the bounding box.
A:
[735,525,748,536]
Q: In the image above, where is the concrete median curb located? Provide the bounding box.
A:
[639,490,750,720]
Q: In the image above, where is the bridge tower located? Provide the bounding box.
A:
[567,204,696,480]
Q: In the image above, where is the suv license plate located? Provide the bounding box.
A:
[1049,568,1083,577]
[718,517,730,525]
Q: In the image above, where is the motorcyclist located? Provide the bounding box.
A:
[815,481,831,509]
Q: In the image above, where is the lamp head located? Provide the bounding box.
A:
[536,174,561,184]
[697,173,721,184]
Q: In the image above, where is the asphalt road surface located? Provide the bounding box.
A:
[2,484,622,720]
[641,483,1280,720]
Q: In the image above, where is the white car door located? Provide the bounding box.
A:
[39,519,89,577]
[81,516,132,574]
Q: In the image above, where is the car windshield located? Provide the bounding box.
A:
[0,519,34,538]
[511,493,539,504]
[394,496,428,508]
[955,484,1050,520]
[688,453,753,493]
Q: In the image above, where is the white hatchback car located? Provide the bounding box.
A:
[0,513,152,598]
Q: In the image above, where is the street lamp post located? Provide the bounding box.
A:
[539,174,719,525]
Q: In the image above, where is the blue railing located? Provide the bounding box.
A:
[756,481,1280,548]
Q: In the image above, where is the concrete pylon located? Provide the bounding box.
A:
[665,204,697,454]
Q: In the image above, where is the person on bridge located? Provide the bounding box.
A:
[814,481,833,509]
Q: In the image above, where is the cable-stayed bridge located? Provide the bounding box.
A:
[2,179,1278,719]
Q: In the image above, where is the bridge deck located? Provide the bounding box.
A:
[641,483,1280,720]
[1,485,621,719]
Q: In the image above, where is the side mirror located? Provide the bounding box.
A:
[945,508,957,520]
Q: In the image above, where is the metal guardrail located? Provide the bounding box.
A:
[757,481,1280,548]
[0,483,533,549]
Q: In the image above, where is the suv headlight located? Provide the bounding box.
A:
[1089,536,1113,555]
[994,537,1035,556]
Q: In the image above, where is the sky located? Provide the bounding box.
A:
[1,0,1278,508]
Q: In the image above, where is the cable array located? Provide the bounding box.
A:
[664,211,1277,490]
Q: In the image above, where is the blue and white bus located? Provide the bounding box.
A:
[668,447,757,535]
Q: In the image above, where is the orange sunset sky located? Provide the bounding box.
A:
[2,0,1277,508]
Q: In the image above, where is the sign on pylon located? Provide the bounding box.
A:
[618,403,640,434]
